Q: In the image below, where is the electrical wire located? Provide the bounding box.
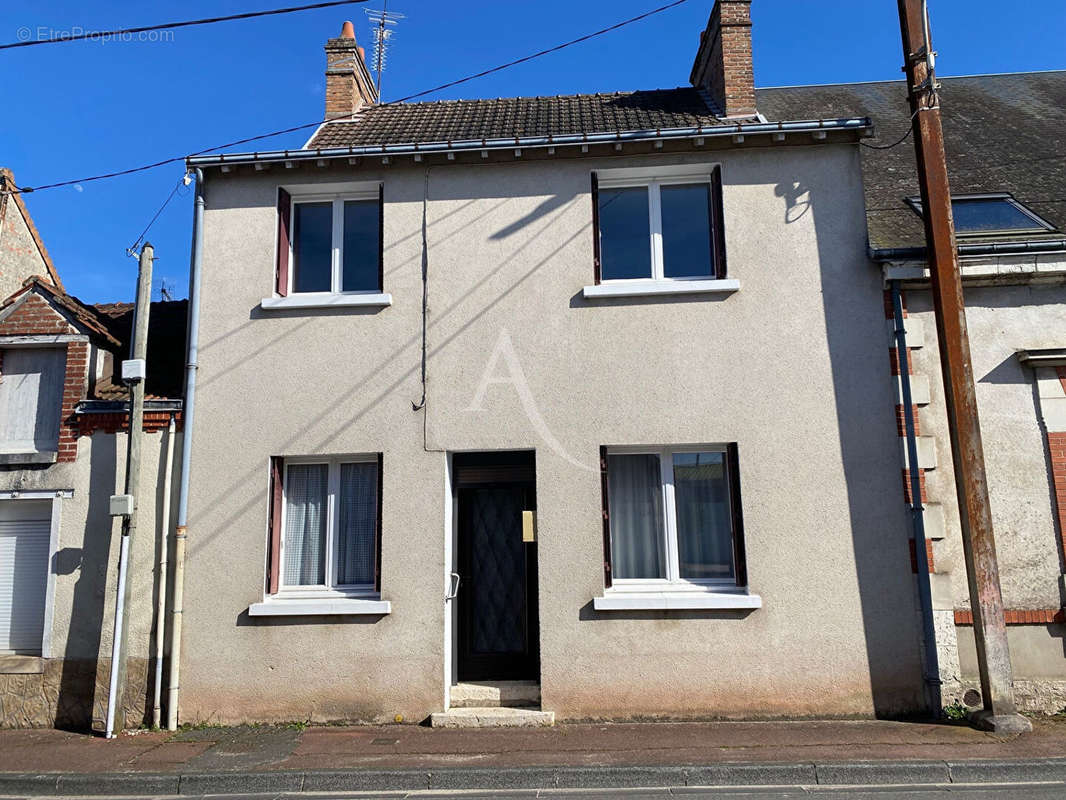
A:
[5,0,692,195]
[126,175,188,257]
[0,0,369,50]
[860,107,922,150]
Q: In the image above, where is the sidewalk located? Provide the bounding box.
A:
[2,717,1066,794]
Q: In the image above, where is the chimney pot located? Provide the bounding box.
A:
[690,0,756,119]
[324,22,378,119]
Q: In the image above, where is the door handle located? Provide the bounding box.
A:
[445,572,460,601]
[522,510,536,542]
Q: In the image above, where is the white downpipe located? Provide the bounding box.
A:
[104,534,130,738]
[152,416,176,728]
[166,521,185,730]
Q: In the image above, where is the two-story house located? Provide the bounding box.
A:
[179,0,929,725]
[0,177,186,728]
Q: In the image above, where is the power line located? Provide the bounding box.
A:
[126,175,188,257]
[6,0,691,195]
[0,0,369,51]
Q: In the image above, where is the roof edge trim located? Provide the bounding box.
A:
[186,117,871,168]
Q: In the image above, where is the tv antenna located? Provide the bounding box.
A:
[364,3,404,98]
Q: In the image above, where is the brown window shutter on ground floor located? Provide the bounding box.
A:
[267,456,284,594]
[726,442,747,587]
[600,445,612,588]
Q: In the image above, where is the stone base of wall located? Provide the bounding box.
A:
[1014,680,1066,715]
[0,657,150,730]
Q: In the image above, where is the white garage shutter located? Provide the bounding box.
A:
[0,500,51,654]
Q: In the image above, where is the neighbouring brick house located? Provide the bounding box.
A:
[0,178,187,728]
[760,71,1066,713]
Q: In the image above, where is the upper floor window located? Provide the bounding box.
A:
[0,347,65,455]
[600,444,746,590]
[276,183,383,298]
[907,193,1056,237]
[593,165,725,283]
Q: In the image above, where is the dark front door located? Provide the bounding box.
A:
[455,453,539,681]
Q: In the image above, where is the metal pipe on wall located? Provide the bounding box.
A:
[168,168,205,730]
[891,279,942,714]
[152,414,176,728]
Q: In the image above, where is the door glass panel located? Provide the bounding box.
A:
[342,199,380,291]
[292,202,333,293]
[672,451,734,580]
[468,487,526,653]
[661,183,713,278]
[598,186,652,280]
[607,453,666,579]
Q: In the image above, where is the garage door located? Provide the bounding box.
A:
[0,500,51,654]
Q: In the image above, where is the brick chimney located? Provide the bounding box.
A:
[324,21,378,119]
[689,0,756,119]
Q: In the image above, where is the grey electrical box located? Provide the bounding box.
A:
[109,494,134,517]
[121,358,146,383]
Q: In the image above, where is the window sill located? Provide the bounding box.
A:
[593,589,761,611]
[260,292,392,311]
[248,597,391,616]
[0,451,58,465]
[582,279,739,300]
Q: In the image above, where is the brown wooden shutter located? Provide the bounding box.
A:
[267,456,284,594]
[710,165,727,279]
[377,183,384,292]
[374,452,384,593]
[591,172,602,284]
[726,442,748,587]
[599,445,612,588]
[276,188,292,296]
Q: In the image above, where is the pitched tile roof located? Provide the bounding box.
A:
[756,71,1066,250]
[91,300,188,400]
[306,88,740,149]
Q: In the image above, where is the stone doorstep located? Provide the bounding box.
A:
[450,680,541,709]
[430,706,555,728]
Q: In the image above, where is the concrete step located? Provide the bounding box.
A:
[450,681,541,709]
[430,706,555,728]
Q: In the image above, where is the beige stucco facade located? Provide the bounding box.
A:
[903,273,1066,713]
[0,429,180,727]
[182,140,927,724]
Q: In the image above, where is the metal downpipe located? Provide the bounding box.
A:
[892,279,942,714]
[167,168,204,730]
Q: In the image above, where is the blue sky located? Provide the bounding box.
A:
[2,0,1064,304]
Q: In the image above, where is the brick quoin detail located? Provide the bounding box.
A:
[897,405,921,437]
[955,608,1066,626]
[1046,427,1066,565]
[909,538,935,574]
[57,341,89,462]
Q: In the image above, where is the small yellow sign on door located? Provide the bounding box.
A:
[522,510,536,542]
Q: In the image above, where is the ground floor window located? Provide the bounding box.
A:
[601,444,746,589]
[267,454,382,596]
[0,499,51,654]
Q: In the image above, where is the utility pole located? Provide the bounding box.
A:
[896,0,1029,733]
[105,243,153,738]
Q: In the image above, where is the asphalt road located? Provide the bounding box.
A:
[18,784,1066,799]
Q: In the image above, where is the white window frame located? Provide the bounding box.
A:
[287,183,381,297]
[276,454,379,600]
[597,165,718,283]
[606,444,740,593]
